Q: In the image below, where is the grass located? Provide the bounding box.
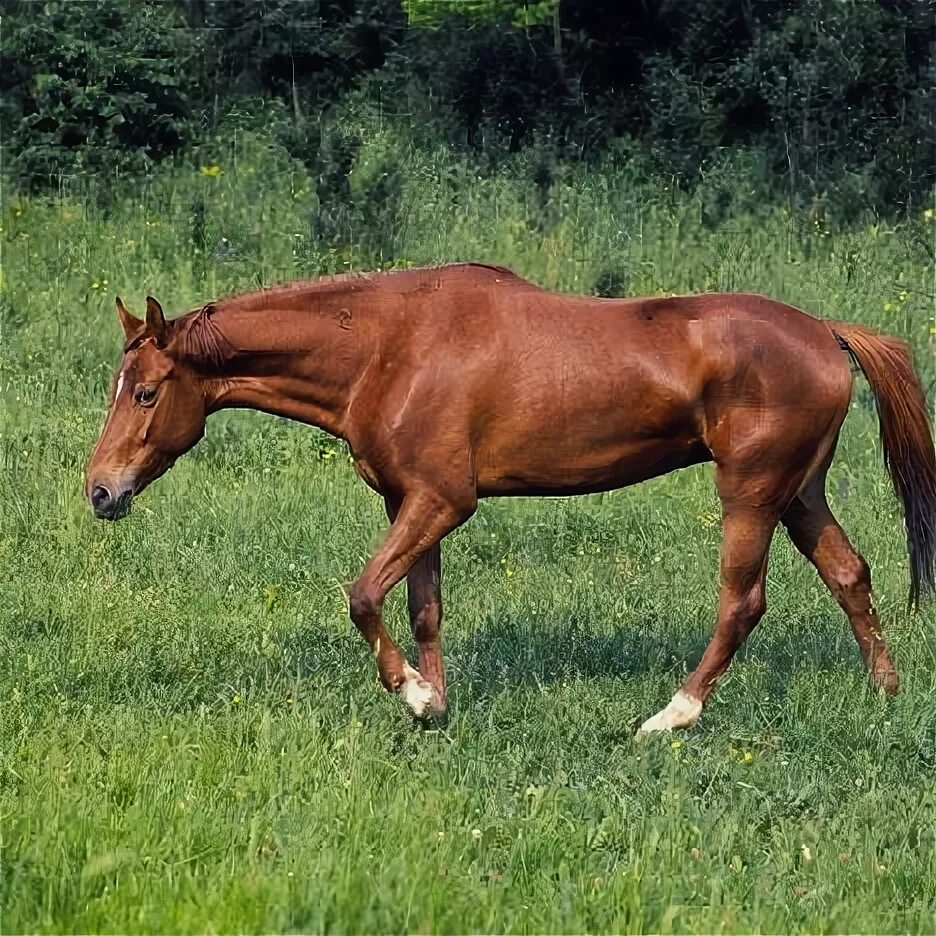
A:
[2,131,936,933]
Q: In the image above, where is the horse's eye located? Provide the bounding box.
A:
[135,386,157,406]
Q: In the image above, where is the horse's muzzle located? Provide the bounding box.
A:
[90,484,133,521]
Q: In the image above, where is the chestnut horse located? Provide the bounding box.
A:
[85,263,936,734]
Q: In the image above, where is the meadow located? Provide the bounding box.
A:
[3,131,936,933]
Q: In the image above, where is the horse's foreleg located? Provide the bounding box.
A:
[351,490,467,717]
[637,504,778,736]
[384,500,448,716]
[406,544,447,715]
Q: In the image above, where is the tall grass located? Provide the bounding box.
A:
[2,129,936,933]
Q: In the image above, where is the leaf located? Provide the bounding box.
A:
[263,584,280,614]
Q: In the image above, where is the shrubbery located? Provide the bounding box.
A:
[2,0,934,219]
[1,1,200,189]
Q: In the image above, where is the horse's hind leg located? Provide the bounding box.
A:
[636,436,824,737]
[637,497,778,735]
[782,476,898,693]
[384,501,448,715]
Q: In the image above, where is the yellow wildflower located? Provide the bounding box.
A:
[200,164,223,178]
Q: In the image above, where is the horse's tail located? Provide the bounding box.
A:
[831,321,936,609]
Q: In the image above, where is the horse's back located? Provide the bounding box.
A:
[392,272,853,427]
[362,270,855,497]
[480,285,852,493]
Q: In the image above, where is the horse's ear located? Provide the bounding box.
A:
[145,296,167,344]
[116,296,143,340]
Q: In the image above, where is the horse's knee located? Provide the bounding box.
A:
[742,585,767,628]
[752,585,767,620]
[724,583,766,636]
[410,599,442,644]
[349,581,380,630]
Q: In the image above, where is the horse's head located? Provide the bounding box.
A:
[85,296,206,520]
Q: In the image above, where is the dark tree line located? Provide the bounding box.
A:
[3,0,934,215]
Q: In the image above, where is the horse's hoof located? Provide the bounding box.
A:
[872,668,899,696]
[418,696,448,726]
[414,687,448,725]
[634,691,703,739]
[634,714,672,740]
[397,663,434,718]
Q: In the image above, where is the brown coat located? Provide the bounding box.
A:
[85,263,936,733]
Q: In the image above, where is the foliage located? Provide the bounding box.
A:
[0,0,200,191]
[636,0,936,214]
[396,0,936,215]
[189,0,404,104]
[402,0,559,28]
[2,0,934,216]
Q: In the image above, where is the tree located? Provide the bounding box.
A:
[1,0,199,190]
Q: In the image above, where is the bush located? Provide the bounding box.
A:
[3,0,933,220]
[1,0,200,192]
[638,0,936,218]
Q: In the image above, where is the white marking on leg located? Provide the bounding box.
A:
[398,662,434,717]
[636,690,703,738]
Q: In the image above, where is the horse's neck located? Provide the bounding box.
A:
[198,294,379,440]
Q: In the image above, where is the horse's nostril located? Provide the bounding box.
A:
[91,485,111,510]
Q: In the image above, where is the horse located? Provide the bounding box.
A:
[84,262,936,735]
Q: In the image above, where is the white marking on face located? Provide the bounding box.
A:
[398,662,435,717]
[116,371,126,399]
[635,690,703,738]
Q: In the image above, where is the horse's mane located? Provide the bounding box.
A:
[214,269,378,313]
[172,303,237,369]
[170,263,523,370]
[211,262,521,313]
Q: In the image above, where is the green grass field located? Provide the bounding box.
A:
[3,135,936,933]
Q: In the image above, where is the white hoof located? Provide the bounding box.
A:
[399,663,435,718]
[635,691,703,739]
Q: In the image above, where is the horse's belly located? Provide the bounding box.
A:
[476,433,711,496]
